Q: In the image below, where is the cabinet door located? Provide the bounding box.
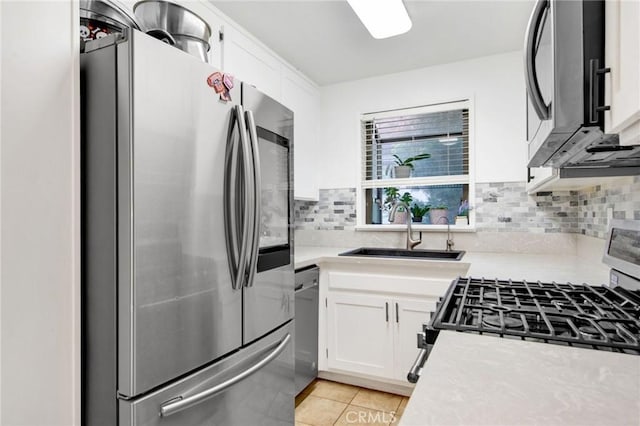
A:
[281,70,320,200]
[223,25,282,101]
[525,167,556,193]
[393,299,437,382]
[327,293,394,379]
[605,0,640,145]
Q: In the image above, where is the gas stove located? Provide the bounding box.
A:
[408,220,640,383]
[430,277,640,353]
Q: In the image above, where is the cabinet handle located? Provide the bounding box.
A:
[589,58,611,124]
[385,302,389,322]
[396,302,399,323]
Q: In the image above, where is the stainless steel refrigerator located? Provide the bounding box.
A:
[81,29,294,425]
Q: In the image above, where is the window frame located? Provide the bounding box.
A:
[356,98,476,231]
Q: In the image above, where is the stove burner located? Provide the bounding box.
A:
[483,314,523,329]
[578,325,624,342]
[486,304,512,312]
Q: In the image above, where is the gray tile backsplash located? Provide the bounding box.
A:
[475,182,580,234]
[578,176,640,238]
[294,188,357,230]
[294,176,640,239]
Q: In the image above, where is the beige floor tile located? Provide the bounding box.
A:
[350,388,402,413]
[295,422,314,426]
[334,405,394,426]
[295,395,347,426]
[295,391,311,408]
[398,397,409,410]
[308,380,360,404]
[386,396,409,424]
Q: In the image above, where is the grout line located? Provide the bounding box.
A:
[332,403,350,426]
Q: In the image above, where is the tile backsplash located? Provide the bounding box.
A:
[475,182,579,234]
[294,176,640,239]
[294,188,357,230]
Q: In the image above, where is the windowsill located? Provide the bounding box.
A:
[355,224,477,233]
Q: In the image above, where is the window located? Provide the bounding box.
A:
[359,100,473,228]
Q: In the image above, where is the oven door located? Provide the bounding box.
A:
[525,0,555,165]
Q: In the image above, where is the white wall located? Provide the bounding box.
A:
[1,1,80,424]
[318,51,527,189]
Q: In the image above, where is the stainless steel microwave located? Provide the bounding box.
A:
[525,0,640,170]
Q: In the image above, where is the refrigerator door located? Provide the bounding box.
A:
[118,30,243,397]
[242,84,295,343]
[119,323,294,426]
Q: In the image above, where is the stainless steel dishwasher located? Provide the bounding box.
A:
[294,265,319,395]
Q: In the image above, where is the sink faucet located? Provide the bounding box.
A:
[437,216,454,251]
[389,201,422,250]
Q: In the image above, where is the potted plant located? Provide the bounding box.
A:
[384,188,413,224]
[392,153,431,178]
[429,205,449,225]
[456,200,469,225]
[410,203,430,223]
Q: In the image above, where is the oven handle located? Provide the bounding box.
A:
[407,348,429,383]
[524,0,550,121]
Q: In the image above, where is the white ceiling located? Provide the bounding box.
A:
[211,0,535,86]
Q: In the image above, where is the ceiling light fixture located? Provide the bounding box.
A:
[346,0,412,39]
[438,136,459,146]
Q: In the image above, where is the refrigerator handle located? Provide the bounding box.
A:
[159,333,291,418]
[244,110,261,287]
[224,105,252,290]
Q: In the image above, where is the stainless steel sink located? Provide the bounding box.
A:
[338,247,465,261]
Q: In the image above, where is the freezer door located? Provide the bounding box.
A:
[119,323,294,426]
[118,31,242,397]
[242,84,295,343]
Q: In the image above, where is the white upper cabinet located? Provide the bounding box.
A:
[222,24,283,102]
[281,70,320,200]
[604,0,640,145]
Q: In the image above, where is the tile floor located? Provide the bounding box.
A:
[295,379,409,426]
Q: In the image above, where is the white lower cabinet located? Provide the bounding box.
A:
[318,259,469,387]
[327,293,394,378]
[326,292,436,382]
[393,299,437,381]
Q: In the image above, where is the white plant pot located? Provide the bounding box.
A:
[429,208,449,225]
[394,166,411,178]
[392,211,408,224]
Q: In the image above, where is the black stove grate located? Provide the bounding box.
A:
[429,277,640,354]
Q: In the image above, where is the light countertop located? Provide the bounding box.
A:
[295,245,610,285]
[296,245,635,425]
[399,331,640,426]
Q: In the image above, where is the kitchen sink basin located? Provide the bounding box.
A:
[338,247,465,261]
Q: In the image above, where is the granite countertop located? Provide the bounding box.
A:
[295,245,610,285]
[399,331,640,426]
